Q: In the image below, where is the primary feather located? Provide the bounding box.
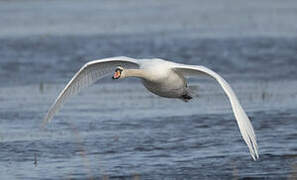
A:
[173,64,259,160]
[42,57,139,125]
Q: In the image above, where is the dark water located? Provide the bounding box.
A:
[1,1,297,179]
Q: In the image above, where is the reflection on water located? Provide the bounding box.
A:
[289,162,297,180]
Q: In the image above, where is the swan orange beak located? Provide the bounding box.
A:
[112,70,121,79]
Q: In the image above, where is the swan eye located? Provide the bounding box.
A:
[115,66,124,72]
[115,68,122,72]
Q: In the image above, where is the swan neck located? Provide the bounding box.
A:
[123,69,146,79]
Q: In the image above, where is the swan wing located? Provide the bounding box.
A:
[173,64,259,160]
[43,56,139,125]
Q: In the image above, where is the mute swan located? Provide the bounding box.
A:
[43,56,259,160]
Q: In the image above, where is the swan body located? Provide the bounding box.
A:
[43,56,259,160]
[129,59,188,99]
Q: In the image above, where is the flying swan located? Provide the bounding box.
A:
[43,56,259,160]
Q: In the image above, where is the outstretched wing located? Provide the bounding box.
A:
[173,64,259,160]
[43,56,140,125]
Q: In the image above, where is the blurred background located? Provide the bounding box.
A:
[0,0,297,179]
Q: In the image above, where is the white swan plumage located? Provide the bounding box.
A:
[43,56,259,160]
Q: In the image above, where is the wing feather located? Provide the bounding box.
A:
[173,64,259,160]
[43,56,139,125]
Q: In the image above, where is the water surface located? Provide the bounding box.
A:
[0,0,297,179]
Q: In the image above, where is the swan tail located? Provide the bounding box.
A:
[179,85,200,102]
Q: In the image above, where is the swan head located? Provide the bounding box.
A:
[112,66,124,79]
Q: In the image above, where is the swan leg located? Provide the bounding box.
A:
[180,94,193,102]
